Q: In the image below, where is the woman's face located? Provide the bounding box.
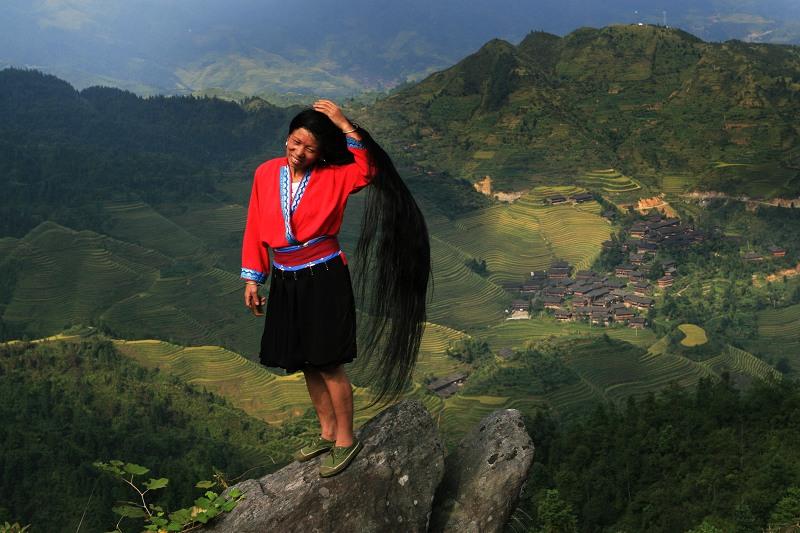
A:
[286,127,321,175]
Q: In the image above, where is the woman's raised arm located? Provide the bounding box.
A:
[313,99,362,142]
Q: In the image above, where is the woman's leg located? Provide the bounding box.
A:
[318,364,354,447]
[303,368,337,441]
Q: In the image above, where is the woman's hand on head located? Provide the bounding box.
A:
[244,284,265,316]
[313,99,351,132]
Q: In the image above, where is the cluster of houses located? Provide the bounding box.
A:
[505,215,708,328]
[604,214,705,289]
[507,261,652,328]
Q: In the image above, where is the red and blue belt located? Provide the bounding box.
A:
[272,235,344,271]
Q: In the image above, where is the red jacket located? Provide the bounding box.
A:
[241,140,373,283]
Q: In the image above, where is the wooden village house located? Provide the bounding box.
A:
[426,373,469,398]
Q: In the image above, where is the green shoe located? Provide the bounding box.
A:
[293,435,336,462]
[319,439,364,477]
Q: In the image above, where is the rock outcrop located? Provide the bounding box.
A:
[202,400,534,533]
[429,408,535,532]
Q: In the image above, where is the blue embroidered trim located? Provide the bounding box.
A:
[279,166,294,243]
[291,171,311,213]
[346,137,366,149]
[273,250,342,271]
[241,267,267,284]
[279,165,312,245]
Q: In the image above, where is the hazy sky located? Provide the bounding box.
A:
[3,0,800,95]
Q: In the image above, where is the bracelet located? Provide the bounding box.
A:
[342,122,359,135]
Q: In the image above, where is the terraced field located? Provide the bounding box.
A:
[113,319,469,426]
[678,324,708,346]
[757,303,800,341]
[743,303,800,375]
[0,237,18,257]
[578,169,642,194]
[638,343,717,386]
[101,266,263,355]
[437,393,514,444]
[169,203,248,250]
[701,345,780,383]
[706,161,797,198]
[522,185,585,202]
[661,174,696,195]
[168,199,266,284]
[429,202,551,286]
[544,380,602,417]
[6,175,788,449]
[563,338,714,404]
[1,222,167,336]
[414,323,470,378]
[103,202,206,258]
[481,318,658,352]
[532,205,611,271]
[0,217,264,353]
[427,332,727,427]
[114,339,385,425]
[430,188,610,285]
[425,235,510,330]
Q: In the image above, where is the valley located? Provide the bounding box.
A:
[2,23,800,531]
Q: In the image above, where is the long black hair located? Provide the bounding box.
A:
[289,109,431,406]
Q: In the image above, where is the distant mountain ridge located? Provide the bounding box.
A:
[3,0,800,98]
[364,24,800,197]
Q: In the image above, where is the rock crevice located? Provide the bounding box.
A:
[202,400,534,533]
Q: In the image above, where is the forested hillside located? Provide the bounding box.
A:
[364,25,800,197]
[0,68,291,237]
[517,377,800,532]
[0,339,313,532]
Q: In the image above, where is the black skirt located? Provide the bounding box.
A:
[260,254,357,373]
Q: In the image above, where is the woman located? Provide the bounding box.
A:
[240,100,430,477]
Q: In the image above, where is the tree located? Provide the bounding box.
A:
[686,519,725,533]
[768,487,800,531]
[445,337,491,364]
[537,489,578,533]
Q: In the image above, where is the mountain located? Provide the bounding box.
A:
[3,1,800,98]
[0,338,309,532]
[2,50,800,532]
[364,25,800,198]
[0,68,294,237]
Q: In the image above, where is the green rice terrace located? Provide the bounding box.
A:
[2,180,788,447]
[678,324,708,347]
[1,59,798,456]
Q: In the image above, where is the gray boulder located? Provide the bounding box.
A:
[428,408,535,532]
[203,399,446,533]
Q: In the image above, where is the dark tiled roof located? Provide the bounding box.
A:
[427,372,468,391]
[570,192,594,202]
[625,294,654,306]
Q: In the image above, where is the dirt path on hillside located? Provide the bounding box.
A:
[683,191,800,209]
[752,262,800,286]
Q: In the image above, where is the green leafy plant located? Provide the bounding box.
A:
[93,460,243,532]
[0,523,31,533]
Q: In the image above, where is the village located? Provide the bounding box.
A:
[498,195,713,329]
[425,206,701,398]
[426,192,792,399]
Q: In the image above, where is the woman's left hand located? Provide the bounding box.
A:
[313,99,351,132]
